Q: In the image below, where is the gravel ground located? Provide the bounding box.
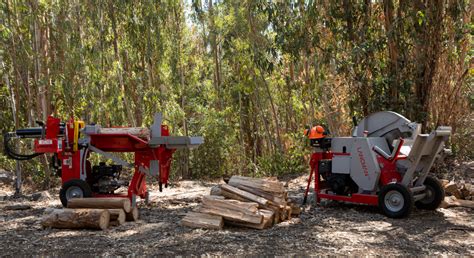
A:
[0,175,472,256]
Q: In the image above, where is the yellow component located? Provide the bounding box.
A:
[73,120,85,151]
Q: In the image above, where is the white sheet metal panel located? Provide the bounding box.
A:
[350,138,381,191]
[332,156,351,174]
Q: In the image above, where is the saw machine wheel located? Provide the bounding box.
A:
[59,179,92,207]
[378,183,414,218]
[415,176,445,210]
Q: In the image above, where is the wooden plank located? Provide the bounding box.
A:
[181,212,223,230]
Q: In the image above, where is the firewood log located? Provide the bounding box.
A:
[41,208,110,230]
[220,184,269,206]
[125,206,139,221]
[108,209,126,226]
[225,209,274,230]
[67,197,131,213]
[181,212,224,230]
[228,176,286,194]
[199,196,262,224]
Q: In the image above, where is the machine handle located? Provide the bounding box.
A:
[373,138,405,163]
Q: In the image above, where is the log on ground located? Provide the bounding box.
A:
[67,197,131,213]
[181,212,224,230]
[109,209,126,226]
[41,208,110,230]
[126,206,139,221]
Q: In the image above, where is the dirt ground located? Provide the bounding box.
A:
[0,175,472,256]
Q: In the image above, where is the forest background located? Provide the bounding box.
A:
[0,0,472,190]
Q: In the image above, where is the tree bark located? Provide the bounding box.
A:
[109,2,136,127]
[41,208,110,230]
[108,209,126,226]
[181,212,224,230]
[383,0,399,106]
[125,206,139,221]
[67,198,132,213]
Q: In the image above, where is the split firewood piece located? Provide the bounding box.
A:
[202,195,259,212]
[125,206,139,221]
[221,188,250,202]
[199,196,263,224]
[181,212,224,230]
[67,197,132,213]
[109,209,126,226]
[228,176,286,194]
[220,184,269,206]
[230,184,286,205]
[41,208,110,230]
[440,196,474,209]
[225,209,274,230]
[210,185,222,196]
[288,202,302,216]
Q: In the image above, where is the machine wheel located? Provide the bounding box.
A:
[415,176,445,210]
[59,179,92,207]
[378,183,414,218]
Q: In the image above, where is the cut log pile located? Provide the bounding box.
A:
[181,176,301,230]
[41,197,139,230]
[440,180,474,209]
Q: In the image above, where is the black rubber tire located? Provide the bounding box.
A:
[415,176,445,210]
[59,179,92,207]
[378,183,414,218]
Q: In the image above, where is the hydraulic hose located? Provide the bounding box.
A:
[3,132,43,160]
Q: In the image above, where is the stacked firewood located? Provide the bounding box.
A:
[440,180,474,209]
[41,198,139,230]
[181,176,301,230]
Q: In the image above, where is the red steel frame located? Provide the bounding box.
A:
[304,151,378,206]
[33,116,176,202]
[304,139,407,206]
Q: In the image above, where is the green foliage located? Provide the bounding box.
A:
[0,0,471,188]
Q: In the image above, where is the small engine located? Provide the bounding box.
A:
[89,162,128,194]
[319,160,357,195]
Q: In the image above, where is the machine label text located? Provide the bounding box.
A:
[357,147,369,177]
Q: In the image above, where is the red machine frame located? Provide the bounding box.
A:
[304,139,406,206]
[33,116,176,203]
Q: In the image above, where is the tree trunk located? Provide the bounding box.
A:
[109,2,136,127]
[208,0,222,110]
[383,0,399,107]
